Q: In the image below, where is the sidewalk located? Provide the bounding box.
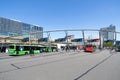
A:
[0,53,12,59]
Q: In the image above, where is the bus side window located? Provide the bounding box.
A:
[20,47,24,51]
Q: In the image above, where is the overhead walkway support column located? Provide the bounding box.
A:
[65,31,69,51]
[99,31,102,49]
[47,32,51,52]
[82,30,85,46]
[115,32,117,51]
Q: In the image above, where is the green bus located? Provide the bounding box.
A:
[8,44,41,55]
[40,46,58,53]
[8,44,58,55]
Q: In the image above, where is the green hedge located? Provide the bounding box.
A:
[103,42,114,48]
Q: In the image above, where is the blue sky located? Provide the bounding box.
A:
[0,0,120,39]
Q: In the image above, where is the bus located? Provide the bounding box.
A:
[41,46,58,53]
[116,41,120,52]
[8,44,41,55]
[8,44,58,55]
[84,44,96,52]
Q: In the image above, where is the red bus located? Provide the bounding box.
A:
[85,45,96,52]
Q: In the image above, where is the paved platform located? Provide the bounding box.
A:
[0,50,120,80]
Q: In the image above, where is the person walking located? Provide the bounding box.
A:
[30,48,34,56]
[5,48,8,53]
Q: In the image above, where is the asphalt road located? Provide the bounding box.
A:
[0,50,120,80]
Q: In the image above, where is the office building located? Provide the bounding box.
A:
[0,17,43,40]
[55,35,75,43]
[71,38,84,46]
[100,24,116,40]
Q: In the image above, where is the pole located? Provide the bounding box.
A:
[82,30,85,46]
[115,32,117,51]
[99,31,102,49]
[47,32,51,52]
[65,31,69,51]
[29,26,32,45]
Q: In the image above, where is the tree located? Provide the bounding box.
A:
[103,41,114,48]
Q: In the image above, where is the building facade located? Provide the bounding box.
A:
[100,24,116,40]
[71,38,84,46]
[0,17,43,39]
[55,35,75,43]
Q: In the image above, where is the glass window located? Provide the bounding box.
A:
[9,46,14,49]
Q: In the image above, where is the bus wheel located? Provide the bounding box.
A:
[25,52,28,55]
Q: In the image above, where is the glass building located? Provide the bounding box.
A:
[0,17,43,39]
[100,24,116,40]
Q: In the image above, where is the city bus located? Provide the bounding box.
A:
[8,44,41,55]
[8,44,58,55]
[116,41,120,52]
[41,46,58,52]
[84,44,96,52]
